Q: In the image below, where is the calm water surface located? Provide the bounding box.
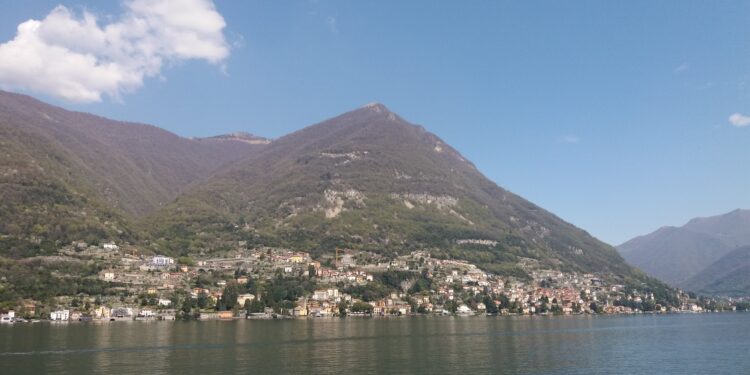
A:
[1,313,749,374]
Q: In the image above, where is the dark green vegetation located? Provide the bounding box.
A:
[1,91,668,300]
[0,257,120,310]
[177,273,318,318]
[618,209,750,295]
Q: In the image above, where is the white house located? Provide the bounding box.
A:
[152,256,175,267]
[312,289,339,301]
[456,305,474,315]
[158,299,172,307]
[102,242,119,251]
[138,309,155,317]
[0,311,14,323]
[51,310,70,321]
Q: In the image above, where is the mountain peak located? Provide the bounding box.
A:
[361,102,389,112]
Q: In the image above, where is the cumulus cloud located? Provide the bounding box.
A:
[0,0,230,103]
[729,113,750,128]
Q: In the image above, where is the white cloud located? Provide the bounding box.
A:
[558,135,581,144]
[0,0,230,103]
[326,16,338,33]
[729,113,750,128]
[673,63,689,74]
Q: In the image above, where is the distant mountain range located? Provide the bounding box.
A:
[618,209,750,296]
[0,91,661,288]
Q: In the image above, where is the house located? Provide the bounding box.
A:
[289,253,306,263]
[138,309,156,317]
[237,294,255,306]
[199,312,219,320]
[293,304,308,317]
[21,301,36,316]
[152,256,175,267]
[0,311,14,323]
[102,242,119,251]
[312,289,339,301]
[456,305,474,316]
[111,307,134,318]
[102,271,115,281]
[51,310,70,321]
[94,306,111,319]
[158,299,172,307]
[218,311,234,320]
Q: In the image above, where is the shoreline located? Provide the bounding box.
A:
[2,309,743,325]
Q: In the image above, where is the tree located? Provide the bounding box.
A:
[180,298,193,320]
[248,298,265,313]
[483,296,498,315]
[589,302,600,314]
[197,292,209,309]
[219,282,241,311]
[444,300,459,313]
[308,265,317,278]
[497,294,510,309]
[338,300,349,316]
[351,301,374,314]
[572,302,582,313]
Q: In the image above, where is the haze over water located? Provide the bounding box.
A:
[2,314,749,374]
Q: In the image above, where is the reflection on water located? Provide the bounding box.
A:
[1,314,749,374]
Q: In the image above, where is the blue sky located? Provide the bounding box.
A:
[1,1,749,245]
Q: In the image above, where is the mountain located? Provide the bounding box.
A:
[682,246,750,297]
[1,94,661,288]
[148,103,645,282]
[618,209,750,287]
[0,90,265,257]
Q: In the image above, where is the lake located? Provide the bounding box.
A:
[1,313,749,374]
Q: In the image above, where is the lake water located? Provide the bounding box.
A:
[1,313,749,374]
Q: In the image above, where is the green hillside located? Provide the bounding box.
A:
[148,104,643,282]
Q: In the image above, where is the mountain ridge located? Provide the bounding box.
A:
[0,90,265,256]
[682,245,750,297]
[617,209,750,292]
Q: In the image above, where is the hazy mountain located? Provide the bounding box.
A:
[0,90,265,257]
[682,246,750,297]
[618,209,750,287]
[148,103,645,281]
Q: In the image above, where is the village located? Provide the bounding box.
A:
[0,241,738,324]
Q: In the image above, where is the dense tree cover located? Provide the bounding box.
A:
[216,282,241,311]
[350,301,374,314]
[622,282,680,308]
[0,257,121,309]
[225,273,318,313]
[343,283,389,302]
